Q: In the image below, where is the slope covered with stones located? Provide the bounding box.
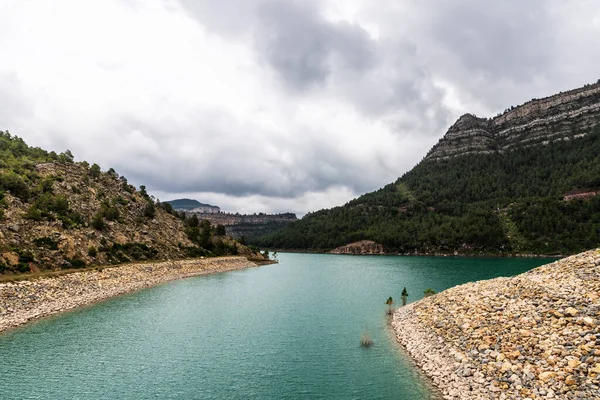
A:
[393,250,600,399]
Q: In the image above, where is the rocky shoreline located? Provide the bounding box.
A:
[393,249,600,399]
[0,256,258,333]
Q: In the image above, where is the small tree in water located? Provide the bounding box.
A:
[360,325,373,348]
[401,287,409,306]
[386,296,394,315]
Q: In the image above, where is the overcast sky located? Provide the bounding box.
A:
[1,0,599,215]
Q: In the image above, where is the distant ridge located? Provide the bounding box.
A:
[166,198,219,212]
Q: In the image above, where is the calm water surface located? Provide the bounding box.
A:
[0,253,552,399]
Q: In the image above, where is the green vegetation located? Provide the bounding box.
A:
[182,215,238,257]
[99,242,159,264]
[423,288,437,297]
[257,125,600,255]
[33,237,59,250]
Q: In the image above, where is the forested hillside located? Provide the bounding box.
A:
[256,124,600,256]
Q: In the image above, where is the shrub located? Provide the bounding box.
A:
[26,193,70,220]
[89,163,101,179]
[158,201,174,215]
[215,224,226,236]
[0,171,30,200]
[33,237,59,250]
[91,213,106,230]
[88,246,98,257]
[143,201,155,219]
[103,204,120,221]
[115,196,128,206]
[59,211,85,229]
[64,258,86,269]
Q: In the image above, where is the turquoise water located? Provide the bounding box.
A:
[0,254,552,399]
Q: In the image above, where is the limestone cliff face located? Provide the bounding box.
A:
[427,81,600,160]
[189,212,297,241]
[330,240,385,255]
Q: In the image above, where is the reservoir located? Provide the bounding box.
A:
[0,253,551,399]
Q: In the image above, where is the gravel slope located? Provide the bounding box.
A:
[393,250,600,399]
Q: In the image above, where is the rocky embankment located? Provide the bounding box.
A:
[0,256,257,333]
[393,250,600,399]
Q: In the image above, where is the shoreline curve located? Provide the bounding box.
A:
[0,256,260,333]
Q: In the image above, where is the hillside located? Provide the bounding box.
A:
[0,131,261,275]
[256,81,600,255]
[393,249,600,399]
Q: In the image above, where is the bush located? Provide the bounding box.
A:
[158,201,174,215]
[89,163,101,179]
[65,258,86,269]
[33,237,59,250]
[88,246,98,257]
[91,213,106,230]
[143,201,155,219]
[215,224,226,236]
[102,204,120,221]
[15,248,34,263]
[26,193,70,220]
[0,171,30,200]
[105,242,158,263]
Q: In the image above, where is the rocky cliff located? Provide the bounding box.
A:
[393,249,600,399]
[329,240,385,255]
[190,212,297,241]
[427,81,600,160]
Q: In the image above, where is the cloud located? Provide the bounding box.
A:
[254,0,376,90]
[0,0,599,215]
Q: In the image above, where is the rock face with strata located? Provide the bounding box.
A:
[330,240,385,255]
[427,82,600,160]
[189,212,297,240]
[393,249,600,399]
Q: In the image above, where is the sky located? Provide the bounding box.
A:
[1,0,599,216]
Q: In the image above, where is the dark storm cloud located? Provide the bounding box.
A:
[428,1,554,82]
[178,0,452,132]
[254,0,376,90]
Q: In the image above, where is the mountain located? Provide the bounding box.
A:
[0,132,261,275]
[166,198,220,212]
[256,81,600,256]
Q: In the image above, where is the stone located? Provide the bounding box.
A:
[582,317,595,327]
[565,307,579,317]
[539,372,556,382]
